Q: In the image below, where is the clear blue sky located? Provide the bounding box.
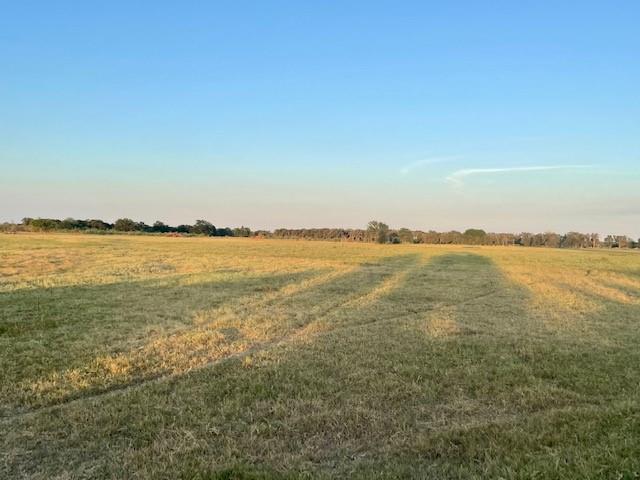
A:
[2,1,639,236]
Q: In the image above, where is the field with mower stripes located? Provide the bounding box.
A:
[1,234,639,479]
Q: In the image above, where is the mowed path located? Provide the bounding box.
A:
[1,235,640,479]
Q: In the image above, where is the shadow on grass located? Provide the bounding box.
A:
[3,253,640,479]
[2,253,422,414]
[0,271,326,338]
[0,269,320,415]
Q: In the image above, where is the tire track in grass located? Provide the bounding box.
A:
[0,280,502,425]
[293,252,505,339]
[2,254,420,421]
[9,252,503,422]
[2,268,344,418]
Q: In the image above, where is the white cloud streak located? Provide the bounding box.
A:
[400,156,460,175]
[446,164,592,186]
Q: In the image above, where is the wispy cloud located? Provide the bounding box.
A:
[400,156,460,175]
[446,164,592,186]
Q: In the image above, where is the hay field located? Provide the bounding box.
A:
[1,234,639,479]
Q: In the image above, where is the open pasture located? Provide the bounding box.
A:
[1,234,640,479]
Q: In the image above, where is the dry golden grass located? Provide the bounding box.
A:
[1,234,640,479]
[424,306,460,338]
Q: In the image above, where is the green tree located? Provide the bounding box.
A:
[192,220,216,236]
[152,221,171,233]
[216,227,233,237]
[233,226,251,237]
[30,218,62,230]
[463,228,487,245]
[87,219,111,230]
[61,218,82,230]
[114,218,137,232]
[367,220,389,244]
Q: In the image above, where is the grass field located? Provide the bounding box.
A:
[1,233,640,479]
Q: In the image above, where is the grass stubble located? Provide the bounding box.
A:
[1,234,639,479]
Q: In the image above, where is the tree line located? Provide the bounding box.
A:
[1,217,638,249]
[275,221,638,249]
[7,217,251,237]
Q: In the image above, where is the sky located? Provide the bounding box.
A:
[1,1,639,236]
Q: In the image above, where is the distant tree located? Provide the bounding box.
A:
[192,220,216,236]
[463,228,487,245]
[233,226,251,237]
[398,228,414,243]
[415,230,439,244]
[61,218,84,230]
[30,218,62,230]
[114,218,137,232]
[87,219,111,230]
[176,224,192,234]
[541,232,561,248]
[517,232,533,247]
[216,227,233,237]
[440,231,463,244]
[367,220,390,244]
[487,233,515,246]
[388,231,401,244]
[616,235,632,248]
[135,222,152,232]
[252,230,271,238]
[603,235,616,248]
[152,221,171,233]
[561,232,589,249]
[0,222,20,233]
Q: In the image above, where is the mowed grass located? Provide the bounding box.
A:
[1,234,640,479]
